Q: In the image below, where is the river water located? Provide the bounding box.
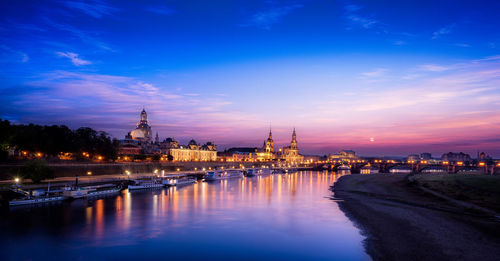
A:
[1,171,369,260]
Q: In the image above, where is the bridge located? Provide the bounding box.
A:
[314,160,500,174]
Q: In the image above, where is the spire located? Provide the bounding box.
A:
[268,126,272,140]
[140,107,148,123]
[292,127,296,139]
[155,132,159,144]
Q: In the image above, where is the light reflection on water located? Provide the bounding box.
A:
[1,171,369,261]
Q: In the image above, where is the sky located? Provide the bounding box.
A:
[1,0,500,157]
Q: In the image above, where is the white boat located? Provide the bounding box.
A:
[162,178,196,186]
[128,180,164,190]
[86,186,122,197]
[337,164,351,171]
[205,170,243,181]
[175,178,197,186]
[247,168,271,176]
[63,188,91,198]
[9,196,67,206]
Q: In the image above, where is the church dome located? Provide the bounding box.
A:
[130,129,146,139]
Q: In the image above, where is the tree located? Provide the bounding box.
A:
[16,160,55,183]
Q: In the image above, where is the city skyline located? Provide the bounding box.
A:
[1,1,500,157]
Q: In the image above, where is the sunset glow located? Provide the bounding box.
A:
[1,1,499,156]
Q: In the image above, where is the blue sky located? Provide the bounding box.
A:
[1,0,500,156]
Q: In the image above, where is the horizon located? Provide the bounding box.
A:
[1,0,500,157]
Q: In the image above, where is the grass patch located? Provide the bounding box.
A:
[413,174,500,211]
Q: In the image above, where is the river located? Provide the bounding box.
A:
[1,171,369,260]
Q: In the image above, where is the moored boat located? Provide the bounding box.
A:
[9,195,67,206]
[205,170,243,181]
[128,180,164,190]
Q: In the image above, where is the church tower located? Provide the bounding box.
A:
[265,128,274,153]
[290,128,298,150]
[139,108,148,125]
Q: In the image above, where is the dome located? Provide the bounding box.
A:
[130,129,145,139]
[188,139,197,145]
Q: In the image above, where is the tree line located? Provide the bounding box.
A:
[0,119,119,161]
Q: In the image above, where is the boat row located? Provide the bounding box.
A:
[9,183,123,206]
[9,168,301,206]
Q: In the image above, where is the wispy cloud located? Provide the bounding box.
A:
[432,24,455,39]
[344,4,380,30]
[0,45,29,63]
[393,40,406,45]
[362,68,388,77]
[0,70,255,141]
[44,18,115,52]
[418,64,450,72]
[61,0,118,18]
[56,51,91,66]
[241,4,303,30]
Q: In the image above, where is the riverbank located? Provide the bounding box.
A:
[333,174,500,261]
[0,161,280,181]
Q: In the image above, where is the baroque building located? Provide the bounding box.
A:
[163,139,217,161]
[282,128,304,163]
[119,108,217,161]
[127,108,153,142]
[256,129,275,161]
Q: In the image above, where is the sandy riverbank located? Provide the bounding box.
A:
[333,174,500,261]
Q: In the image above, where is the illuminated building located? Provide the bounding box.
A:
[281,128,304,163]
[329,150,360,162]
[256,128,275,161]
[441,152,471,163]
[119,108,217,160]
[127,108,153,142]
[164,139,217,161]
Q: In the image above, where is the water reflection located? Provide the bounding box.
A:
[1,171,368,260]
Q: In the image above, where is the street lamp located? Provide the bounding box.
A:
[87,171,92,184]
[14,177,20,192]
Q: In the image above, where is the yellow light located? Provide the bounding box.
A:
[479,162,485,167]
[97,156,103,160]
[87,171,92,175]
[176,168,180,171]
[14,178,20,183]
[457,161,463,166]
[154,169,159,173]
[442,161,449,165]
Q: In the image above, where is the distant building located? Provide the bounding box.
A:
[219,147,258,162]
[127,108,153,143]
[119,108,217,161]
[441,152,471,162]
[281,128,304,163]
[258,128,275,161]
[329,150,360,162]
[407,154,420,161]
[166,139,217,161]
[361,165,379,174]
[420,153,432,160]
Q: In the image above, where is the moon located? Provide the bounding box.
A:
[369,137,375,142]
